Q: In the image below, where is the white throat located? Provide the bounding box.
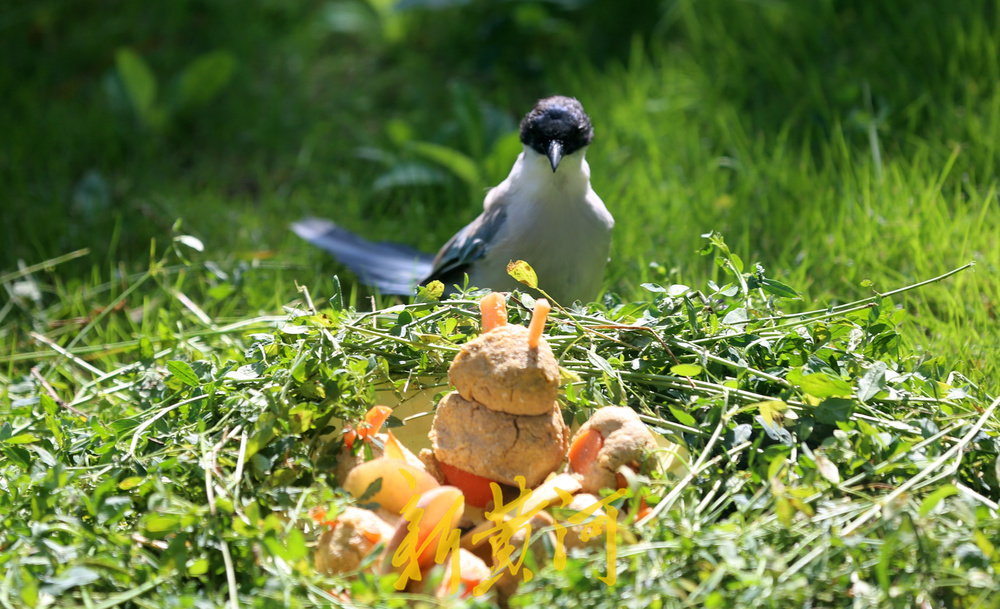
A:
[500,145,592,206]
[471,143,613,303]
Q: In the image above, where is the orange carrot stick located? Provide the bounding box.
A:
[364,405,392,429]
[568,427,604,474]
[357,405,393,440]
[345,405,392,450]
[479,292,508,332]
[527,298,551,348]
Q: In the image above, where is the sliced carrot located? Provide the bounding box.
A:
[328,589,352,603]
[479,292,508,333]
[366,405,393,430]
[361,526,383,545]
[568,427,604,474]
[460,575,484,599]
[309,505,327,524]
[527,298,550,348]
[615,472,628,490]
[365,405,393,427]
[309,505,339,527]
[438,461,502,509]
[635,496,652,521]
[343,427,358,450]
[345,405,392,449]
[357,405,393,441]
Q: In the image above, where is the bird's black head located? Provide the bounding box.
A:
[519,96,594,172]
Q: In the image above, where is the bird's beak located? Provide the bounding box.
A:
[546,140,563,172]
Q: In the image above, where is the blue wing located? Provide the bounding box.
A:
[422,204,508,289]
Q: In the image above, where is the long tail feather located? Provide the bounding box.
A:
[292,218,434,295]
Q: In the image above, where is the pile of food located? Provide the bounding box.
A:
[313,293,684,604]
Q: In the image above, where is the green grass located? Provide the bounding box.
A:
[2,0,999,606]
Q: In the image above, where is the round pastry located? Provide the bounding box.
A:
[568,406,658,494]
[448,324,560,416]
[430,391,568,488]
[314,507,394,575]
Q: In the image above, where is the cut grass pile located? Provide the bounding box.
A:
[1,237,998,607]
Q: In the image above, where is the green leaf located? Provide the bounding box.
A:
[44,413,64,446]
[767,453,787,481]
[721,307,748,326]
[39,393,58,416]
[285,527,308,560]
[754,400,787,427]
[668,406,697,428]
[187,558,209,576]
[876,529,896,590]
[357,477,384,503]
[330,275,344,311]
[759,278,801,299]
[166,360,200,387]
[560,367,582,386]
[507,260,538,289]
[408,141,481,188]
[775,496,793,527]
[856,361,887,403]
[3,433,38,445]
[975,530,996,560]
[41,567,100,596]
[119,476,144,490]
[263,533,290,560]
[245,413,277,459]
[144,514,181,533]
[385,119,414,145]
[20,582,37,608]
[116,48,158,124]
[177,50,236,109]
[587,350,617,376]
[789,370,852,398]
[814,455,840,484]
[3,445,30,469]
[918,484,958,516]
[670,364,702,377]
[814,398,855,424]
[416,280,444,302]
